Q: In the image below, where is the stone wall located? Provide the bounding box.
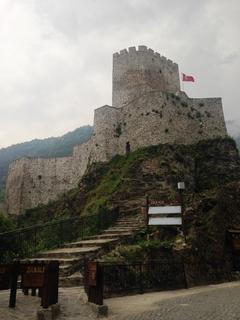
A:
[112,46,180,108]
[92,91,227,158]
[6,157,75,215]
[5,46,228,215]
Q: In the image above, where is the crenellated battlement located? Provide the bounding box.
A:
[112,45,180,108]
[113,45,178,70]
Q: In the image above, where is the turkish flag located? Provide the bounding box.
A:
[182,73,195,82]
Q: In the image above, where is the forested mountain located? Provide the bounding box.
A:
[0,126,93,200]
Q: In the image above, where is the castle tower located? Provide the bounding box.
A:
[112,45,180,108]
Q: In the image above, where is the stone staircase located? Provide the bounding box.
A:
[28,214,142,287]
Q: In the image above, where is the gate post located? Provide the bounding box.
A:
[87,261,103,306]
[9,261,19,308]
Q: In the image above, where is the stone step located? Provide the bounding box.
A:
[117,218,140,222]
[59,272,83,287]
[63,238,119,249]
[103,229,136,235]
[114,226,139,229]
[27,215,143,287]
[26,257,81,266]
[115,222,140,225]
[59,264,73,276]
[116,221,140,225]
[38,246,101,259]
[115,220,140,223]
[107,226,139,231]
[86,233,133,240]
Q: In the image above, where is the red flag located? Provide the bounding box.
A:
[182,73,195,82]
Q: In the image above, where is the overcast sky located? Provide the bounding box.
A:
[0,0,239,148]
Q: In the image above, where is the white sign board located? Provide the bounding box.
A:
[147,204,182,226]
[177,182,185,190]
[148,206,181,215]
[149,217,182,226]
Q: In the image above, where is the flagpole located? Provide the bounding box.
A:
[181,73,185,92]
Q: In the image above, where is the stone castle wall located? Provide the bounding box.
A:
[6,156,75,214]
[5,46,228,215]
[91,91,227,158]
[112,46,180,108]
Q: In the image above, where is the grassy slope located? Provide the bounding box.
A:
[4,137,240,284]
[17,137,240,226]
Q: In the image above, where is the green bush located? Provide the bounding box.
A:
[0,213,16,233]
[0,213,18,262]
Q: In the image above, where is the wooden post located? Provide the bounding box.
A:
[38,288,42,297]
[96,262,103,305]
[9,262,19,308]
[182,259,188,289]
[139,264,144,294]
[31,288,36,296]
[0,264,11,290]
[178,189,187,242]
[41,261,59,308]
[146,196,149,226]
[50,261,59,305]
[23,288,29,295]
[146,196,150,240]
[41,263,50,308]
[87,261,103,306]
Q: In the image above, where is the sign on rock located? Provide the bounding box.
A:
[147,198,182,226]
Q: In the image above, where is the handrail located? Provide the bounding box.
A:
[0,207,120,263]
[0,213,97,237]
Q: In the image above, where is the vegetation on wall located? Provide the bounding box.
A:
[15,137,240,228]
[2,136,240,284]
[0,125,93,199]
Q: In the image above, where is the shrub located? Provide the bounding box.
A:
[115,124,122,137]
[196,111,201,118]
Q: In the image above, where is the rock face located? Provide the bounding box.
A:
[5,45,228,215]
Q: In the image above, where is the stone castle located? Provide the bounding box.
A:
[5,45,227,215]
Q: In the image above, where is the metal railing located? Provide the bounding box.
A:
[101,259,187,297]
[0,208,120,263]
[84,259,187,303]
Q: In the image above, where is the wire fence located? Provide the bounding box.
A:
[0,208,120,263]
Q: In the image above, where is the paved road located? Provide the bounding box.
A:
[107,282,240,320]
[0,287,97,320]
[1,282,240,319]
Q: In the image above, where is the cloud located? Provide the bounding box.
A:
[0,0,239,147]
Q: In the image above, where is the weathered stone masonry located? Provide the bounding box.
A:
[5,45,228,215]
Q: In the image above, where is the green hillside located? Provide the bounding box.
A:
[15,137,240,286]
[0,125,93,201]
[18,137,240,224]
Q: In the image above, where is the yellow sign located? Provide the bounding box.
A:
[26,266,45,273]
